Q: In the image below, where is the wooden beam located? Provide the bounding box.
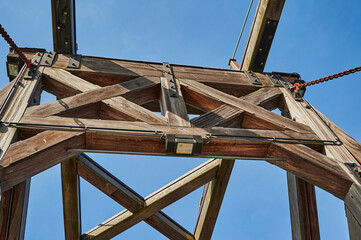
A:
[312,107,361,164]
[61,157,81,240]
[81,158,221,240]
[240,0,286,72]
[344,184,361,239]
[268,143,352,199]
[0,66,43,160]
[0,179,30,240]
[287,173,320,240]
[24,76,159,118]
[0,130,85,191]
[42,68,167,124]
[51,0,77,54]
[160,72,190,126]
[181,78,312,133]
[77,154,193,240]
[194,159,234,240]
[17,116,320,158]
[191,87,282,128]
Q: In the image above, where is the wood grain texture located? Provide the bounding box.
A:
[346,207,361,240]
[0,66,43,160]
[191,87,282,128]
[1,130,85,191]
[287,173,320,240]
[24,76,159,117]
[82,159,221,240]
[0,179,30,240]
[42,68,167,124]
[61,157,81,240]
[181,79,312,133]
[160,77,190,126]
[194,159,234,240]
[77,154,194,240]
[240,0,285,71]
[268,143,352,199]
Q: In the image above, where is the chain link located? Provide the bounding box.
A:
[0,24,31,68]
[295,66,361,89]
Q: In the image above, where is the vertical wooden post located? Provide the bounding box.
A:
[344,184,361,240]
[287,173,320,240]
[0,179,31,240]
[61,157,81,240]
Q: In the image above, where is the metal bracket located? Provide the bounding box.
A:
[67,54,82,69]
[165,134,203,155]
[39,51,56,66]
[244,71,263,86]
[266,73,284,87]
[32,52,43,66]
[163,62,178,98]
[345,163,361,184]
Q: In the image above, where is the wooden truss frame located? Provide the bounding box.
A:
[0,51,361,240]
[1,0,361,239]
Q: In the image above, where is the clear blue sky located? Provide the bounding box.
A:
[1,0,361,239]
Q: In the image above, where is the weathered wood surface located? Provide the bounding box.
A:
[0,179,30,240]
[181,78,312,132]
[61,157,81,240]
[191,87,282,128]
[240,0,286,71]
[1,130,84,191]
[0,66,43,160]
[160,76,190,127]
[312,107,361,164]
[287,173,320,240]
[24,76,159,117]
[77,154,193,240]
[346,207,361,240]
[82,159,221,240]
[42,68,167,124]
[194,159,234,240]
[268,143,352,199]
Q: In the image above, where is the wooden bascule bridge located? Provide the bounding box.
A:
[1,0,361,239]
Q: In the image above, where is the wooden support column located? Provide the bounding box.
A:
[345,184,361,240]
[287,173,320,240]
[0,179,31,240]
[61,157,81,240]
[240,0,286,72]
[194,159,234,240]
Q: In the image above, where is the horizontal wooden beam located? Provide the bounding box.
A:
[77,154,193,240]
[0,130,84,191]
[82,158,221,240]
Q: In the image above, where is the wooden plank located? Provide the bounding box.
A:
[24,76,159,117]
[345,207,361,240]
[0,179,30,240]
[42,68,167,124]
[17,116,321,159]
[268,143,352,199]
[160,76,190,126]
[191,87,282,128]
[312,107,361,164]
[0,66,43,160]
[61,157,81,240]
[81,158,221,240]
[194,159,234,240]
[287,173,320,240]
[0,130,85,191]
[240,0,286,71]
[181,78,312,133]
[345,184,361,227]
[77,154,193,240]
